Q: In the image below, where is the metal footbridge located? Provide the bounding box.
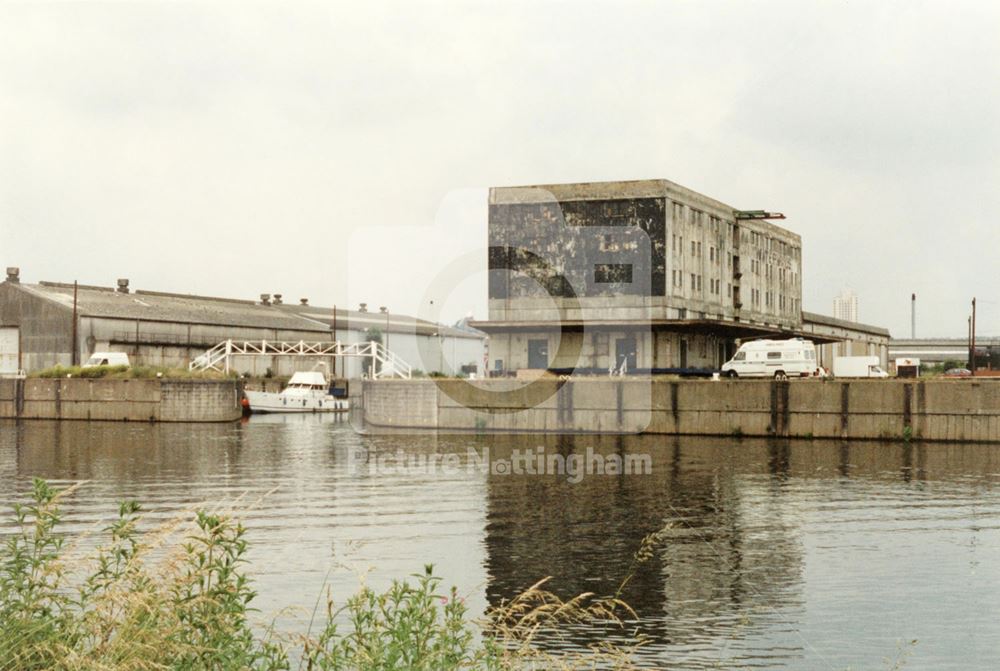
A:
[188,339,412,379]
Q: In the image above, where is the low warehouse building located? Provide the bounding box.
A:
[0,268,486,378]
[801,312,891,370]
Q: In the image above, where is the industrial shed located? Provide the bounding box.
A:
[800,311,891,370]
[0,268,486,378]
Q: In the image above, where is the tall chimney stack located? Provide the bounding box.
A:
[5,267,20,283]
[117,278,130,294]
[911,293,916,339]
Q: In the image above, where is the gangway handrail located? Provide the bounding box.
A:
[188,339,412,379]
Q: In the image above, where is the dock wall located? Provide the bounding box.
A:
[0,378,242,423]
[361,378,1000,442]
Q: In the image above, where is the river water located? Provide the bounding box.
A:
[2,416,1000,669]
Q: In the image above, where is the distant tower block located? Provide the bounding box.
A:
[833,289,859,323]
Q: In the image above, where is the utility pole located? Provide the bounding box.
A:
[972,297,978,375]
[71,281,79,366]
[968,316,973,369]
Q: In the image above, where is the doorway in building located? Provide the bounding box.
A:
[0,326,19,375]
[615,336,637,372]
[680,339,688,368]
[527,339,549,369]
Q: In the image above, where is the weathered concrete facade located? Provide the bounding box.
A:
[360,378,1000,443]
[488,329,733,372]
[477,180,805,373]
[487,180,802,326]
[0,280,75,371]
[0,378,242,422]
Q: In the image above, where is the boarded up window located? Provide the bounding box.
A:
[594,263,633,284]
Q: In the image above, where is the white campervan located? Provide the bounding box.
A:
[721,338,820,379]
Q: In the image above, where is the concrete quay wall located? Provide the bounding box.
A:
[0,378,242,423]
[360,378,1000,442]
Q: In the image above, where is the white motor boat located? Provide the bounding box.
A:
[244,371,348,414]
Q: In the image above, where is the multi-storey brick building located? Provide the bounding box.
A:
[475,179,826,373]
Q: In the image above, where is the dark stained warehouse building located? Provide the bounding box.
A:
[473,179,888,373]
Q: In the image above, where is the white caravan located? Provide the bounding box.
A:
[721,338,820,379]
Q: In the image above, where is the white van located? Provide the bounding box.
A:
[833,356,889,378]
[82,352,131,368]
[721,338,820,379]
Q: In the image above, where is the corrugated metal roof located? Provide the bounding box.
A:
[13,281,485,338]
[19,282,335,331]
[275,304,486,340]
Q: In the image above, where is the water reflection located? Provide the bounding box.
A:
[482,435,806,666]
[2,420,1000,669]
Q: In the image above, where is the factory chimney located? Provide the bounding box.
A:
[911,293,916,339]
[117,278,130,294]
[5,267,19,283]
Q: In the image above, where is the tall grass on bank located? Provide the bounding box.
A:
[0,480,642,670]
[30,365,232,380]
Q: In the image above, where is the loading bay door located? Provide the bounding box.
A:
[0,327,19,375]
[527,339,549,369]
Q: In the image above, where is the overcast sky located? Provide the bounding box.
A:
[2,1,998,337]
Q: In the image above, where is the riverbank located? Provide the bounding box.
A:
[0,377,242,422]
[360,377,1000,442]
[0,479,640,671]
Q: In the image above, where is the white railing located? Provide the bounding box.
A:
[188,339,411,379]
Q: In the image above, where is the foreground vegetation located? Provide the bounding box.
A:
[30,365,232,380]
[0,480,642,670]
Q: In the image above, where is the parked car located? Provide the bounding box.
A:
[943,367,972,378]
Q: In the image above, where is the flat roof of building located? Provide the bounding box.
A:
[801,311,891,338]
[469,317,843,344]
[489,178,800,243]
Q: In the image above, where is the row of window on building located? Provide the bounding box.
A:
[668,269,800,316]
[746,258,798,285]
[671,237,797,285]
[747,288,800,313]
[670,201,800,258]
